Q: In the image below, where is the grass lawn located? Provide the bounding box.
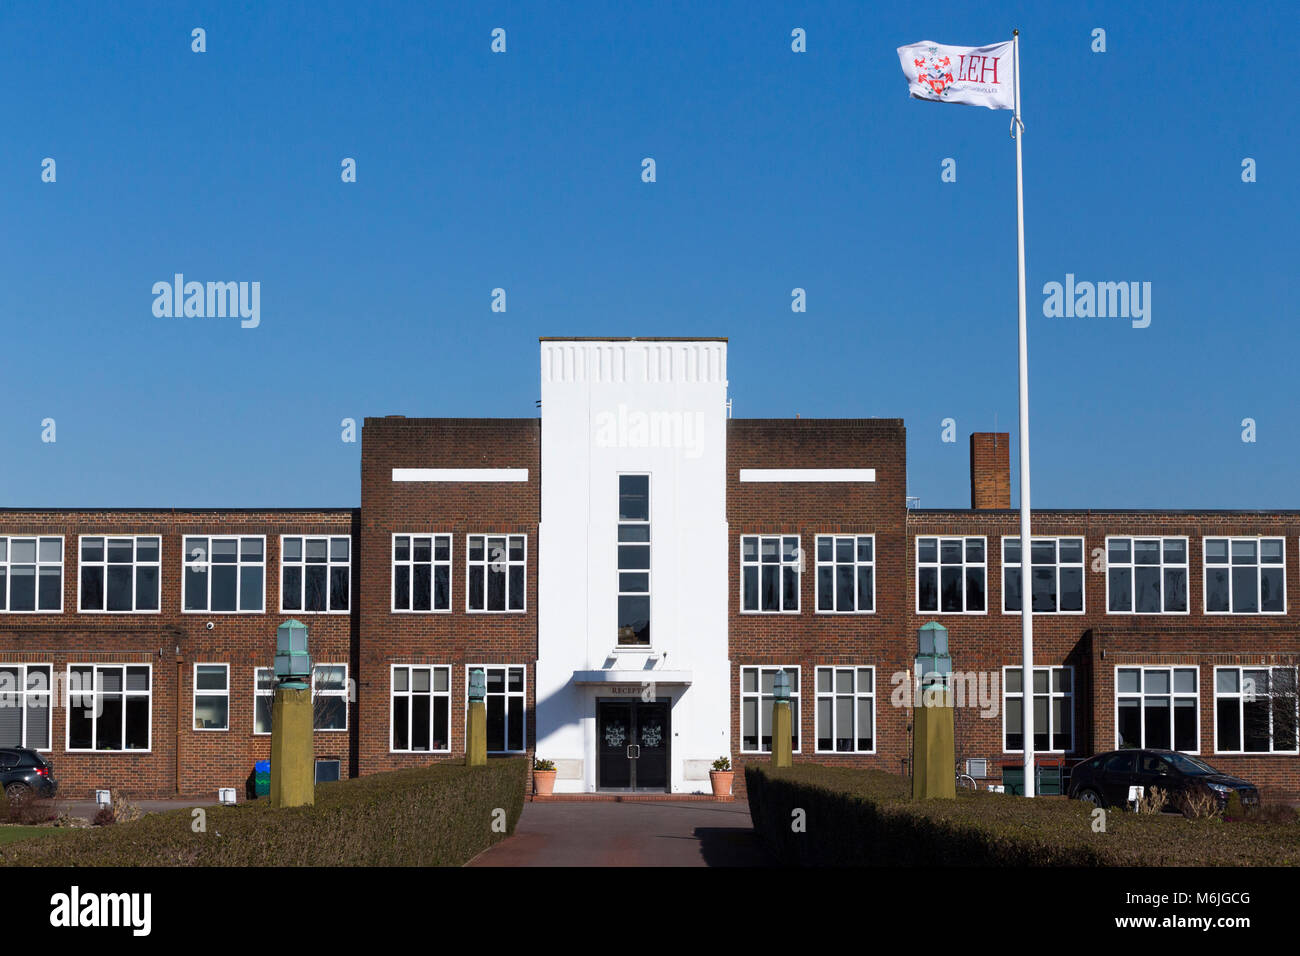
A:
[0,826,68,845]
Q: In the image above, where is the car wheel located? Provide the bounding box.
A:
[4,782,32,804]
[1076,787,1104,808]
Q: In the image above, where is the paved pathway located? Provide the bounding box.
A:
[468,800,769,867]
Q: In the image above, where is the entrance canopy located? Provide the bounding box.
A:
[571,669,692,687]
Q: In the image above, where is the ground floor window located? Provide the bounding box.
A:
[67,664,151,751]
[815,666,874,753]
[312,664,348,731]
[193,663,229,730]
[1215,666,1298,754]
[1116,666,1198,752]
[1003,666,1073,753]
[392,665,451,752]
[469,665,525,753]
[739,666,800,753]
[254,668,274,735]
[0,665,51,750]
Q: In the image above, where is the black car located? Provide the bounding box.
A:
[1068,748,1258,811]
[0,748,58,801]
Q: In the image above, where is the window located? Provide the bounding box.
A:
[917,536,986,613]
[1215,666,1298,754]
[1116,667,1198,752]
[617,474,651,644]
[0,536,62,613]
[739,666,800,753]
[466,535,526,612]
[1106,537,1189,613]
[67,664,151,751]
[313,664,348,731]
[1002,537,1084,614]
[79,536,160,613]
[0,665,52,750]
[1003,666,1073,752]
[254,668,274,735]
[281,536,350,613]
[469,665,526,753]
[740,535,800,613]
[183,536,265,612]
[1204,537,1286,614]
[392,534,451,612]
[815,667,875,753]
[815,535,874,613]
[193,664,229,731]
[391,665,451,752]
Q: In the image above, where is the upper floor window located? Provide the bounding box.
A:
[0,536,62,613]
[1215,666,1297,754]
[281,536,350,613]
[815,535,874,613]
[1004,666,1074,753]
[392,534,451,612]
[79,536,160,613]
[617,475,651,645]
[1003,537,1084,614]
[183,536,265,613]
[466,535,526,612]
[1116,666,1198,752]
[740,535,800,613]
[1106,537,1188,614]
[1204,537,1285,614]
[917,536,986,613]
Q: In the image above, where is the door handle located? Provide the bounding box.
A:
[627,745,640,759]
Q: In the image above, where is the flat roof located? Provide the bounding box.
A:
[908,508,1300,516]
[539,336,727,342]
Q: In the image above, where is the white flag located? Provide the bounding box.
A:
[896,40,1015,110]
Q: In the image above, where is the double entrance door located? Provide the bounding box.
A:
[596,700,670,791]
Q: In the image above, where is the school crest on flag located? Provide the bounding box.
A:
[896,40,1015,109]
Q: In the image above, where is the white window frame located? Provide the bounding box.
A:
[739,665,801,754]
[0,535,64,614]
[1213,665,1299,755]
[77,534,162,614]
[465,535,527,613]
[814,534,876,614]
[464,664,527,754]
[181,535,266,614]
[0,664,53,751]
[193,663,230,732]
[1114,665,1200,753]
[65,663,152,753]
[1001,536,1086,615]
[389,664,452,753]
[280,535,351,614]
[616,473,652,646]
[312,663,349,732]
[814,666,876,754]
[915,535,987,615]
[1202,536,1287,615]
[739,534,801,614]
[1104,536,1190,615]
[1002,665,1075,754]
[254,667,274,735]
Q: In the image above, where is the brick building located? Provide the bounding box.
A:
[2,337,1297,800]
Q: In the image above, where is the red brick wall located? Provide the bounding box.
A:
[970,432,1010,509]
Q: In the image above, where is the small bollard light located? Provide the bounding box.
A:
[914,621,953,687]
[274,619,311,688]
[468,667,486,702]
[772,668,792,702]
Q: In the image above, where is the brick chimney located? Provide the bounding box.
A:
[970,432,1010,509]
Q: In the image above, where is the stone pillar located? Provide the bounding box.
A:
[771,699,793,769]
[270,684,314,807]
[467,698,487,766]
[912,684,956,800]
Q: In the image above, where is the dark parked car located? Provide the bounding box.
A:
[0,748,58,802]
[1068,748,1258,811]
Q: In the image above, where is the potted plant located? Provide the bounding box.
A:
[709,756,733,797]
[533,757,557,796]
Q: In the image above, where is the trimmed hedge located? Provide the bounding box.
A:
[1,758,526,867]
[746,764,1300,866]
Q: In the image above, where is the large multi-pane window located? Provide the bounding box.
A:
[739,666,799,753]
[740,535,800,613]
[391,665,451,752]
[815,535,874,613]
[466,535,526,612]
[0,536,63,613]
[1002,537,1084,614]
[1106,537,1189,613]
[0,665,52,750]
[1116,666,1198,751]
[917,536,986,613]
[392,534,451,612]
[193,664,229,730]
[469,665,526,753]
[1215,666,1298,753]
[79,536,160,613]
[617,475,651,645]
[67,664,151,751]
[1003,666,1073,752]
[815,667,875,753]
[183,536,265,612]
[281,536,350,613]
[1204,538,1285,614]
[313,664,348,731]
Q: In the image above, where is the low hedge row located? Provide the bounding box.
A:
[746,764,1300,866]
[1,758,527,867]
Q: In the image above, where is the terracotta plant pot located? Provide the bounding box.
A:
[533,769,557,796]
[709,770,734,797]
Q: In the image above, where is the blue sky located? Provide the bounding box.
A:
[2,1,1296,508]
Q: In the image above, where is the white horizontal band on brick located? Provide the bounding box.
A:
[738,468,876,483]
[392,468,529,482]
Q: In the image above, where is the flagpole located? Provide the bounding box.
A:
[1012,28,1035,798]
